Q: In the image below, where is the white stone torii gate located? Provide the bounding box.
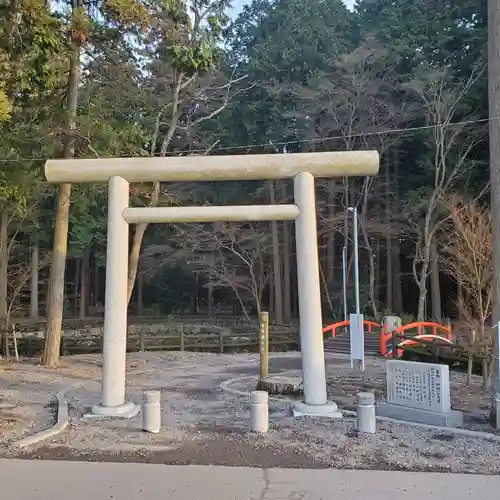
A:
[45,151,379,418]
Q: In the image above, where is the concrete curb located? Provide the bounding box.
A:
[14,388,70,449]
[220,373,500,444]
[43,443,182,453]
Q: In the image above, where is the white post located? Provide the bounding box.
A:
[30,243,39,319]
[349,206,360,315]
[142,390,161,433]
[357,392,376,434]
[293,172,342,418]
[92,176,135,416]
[350,313,365,371]
[250,390,268,433]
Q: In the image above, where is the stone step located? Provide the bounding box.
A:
[324,345,378,354]
[324,331,381,356]
[324,342,379,349]
[325,338,380,347]
[327,341,380,349]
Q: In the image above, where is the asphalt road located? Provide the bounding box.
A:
[2,459,500,500]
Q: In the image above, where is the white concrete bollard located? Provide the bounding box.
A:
[357,392,376,434]
[250,390,269,433]
[142,390,161,433]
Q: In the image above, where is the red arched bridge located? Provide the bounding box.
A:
[322,320,453,358]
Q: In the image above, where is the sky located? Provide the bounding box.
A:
[229,0,355,18]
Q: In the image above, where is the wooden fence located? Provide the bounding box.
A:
[4,329,299,358]
[10,314,299,330]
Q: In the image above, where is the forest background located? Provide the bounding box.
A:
[0,0,491,366]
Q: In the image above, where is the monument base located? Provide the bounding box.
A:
[84,401,139,419]
[377,402,463,428]
[292,401,343,419]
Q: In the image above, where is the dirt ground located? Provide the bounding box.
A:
[1,351,500,473]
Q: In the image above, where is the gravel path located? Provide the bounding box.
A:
[0,362,57,444]
[1,352,500,473]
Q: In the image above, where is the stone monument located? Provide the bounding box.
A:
[377,359,463,428]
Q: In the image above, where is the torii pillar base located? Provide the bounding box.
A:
[292,401,343,419]
[85,401,139,419]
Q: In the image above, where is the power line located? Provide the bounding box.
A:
[0,115,492,164]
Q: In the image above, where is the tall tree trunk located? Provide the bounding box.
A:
[358,178,378,317]
[343,177,349,291]
[430,238,442,322]
[93,256,99,308]
[392,244,403,315]
[488,0,500,401]
[30,242,39,319]
[73,258,80,316]
[269,272,274,319]
[483,358,491,390]
[290,251,298,318]
[127,223,147,304]
[137,271,143,316]
[282,221,292,322]
[416,186,443,322]
[374,175,382,308]
[467,354,473,385]
[79,247,90,319]
[207,282,213,315]
[417,265,429,321]
[207,249,214,315]
[392,154,403,315]
[190,271,198,314]
[127,183,160,303]
[457,276,463,320]
[327,180,336,286]
[281,184,292,323]
[42,3,81,366]
[416,229,433,321]
[0,211,8,323]
[0,209,8,356]
[257,255,265,314]
[360,200,378,318]
[127,73,185,303]
[269,182,283,324]
[385,161,393,312]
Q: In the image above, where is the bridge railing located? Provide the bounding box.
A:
[323,319,453,357]
[322,320,381,338]
[379,321,452,357]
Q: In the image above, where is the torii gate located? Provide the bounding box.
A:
[45,151,379,418]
